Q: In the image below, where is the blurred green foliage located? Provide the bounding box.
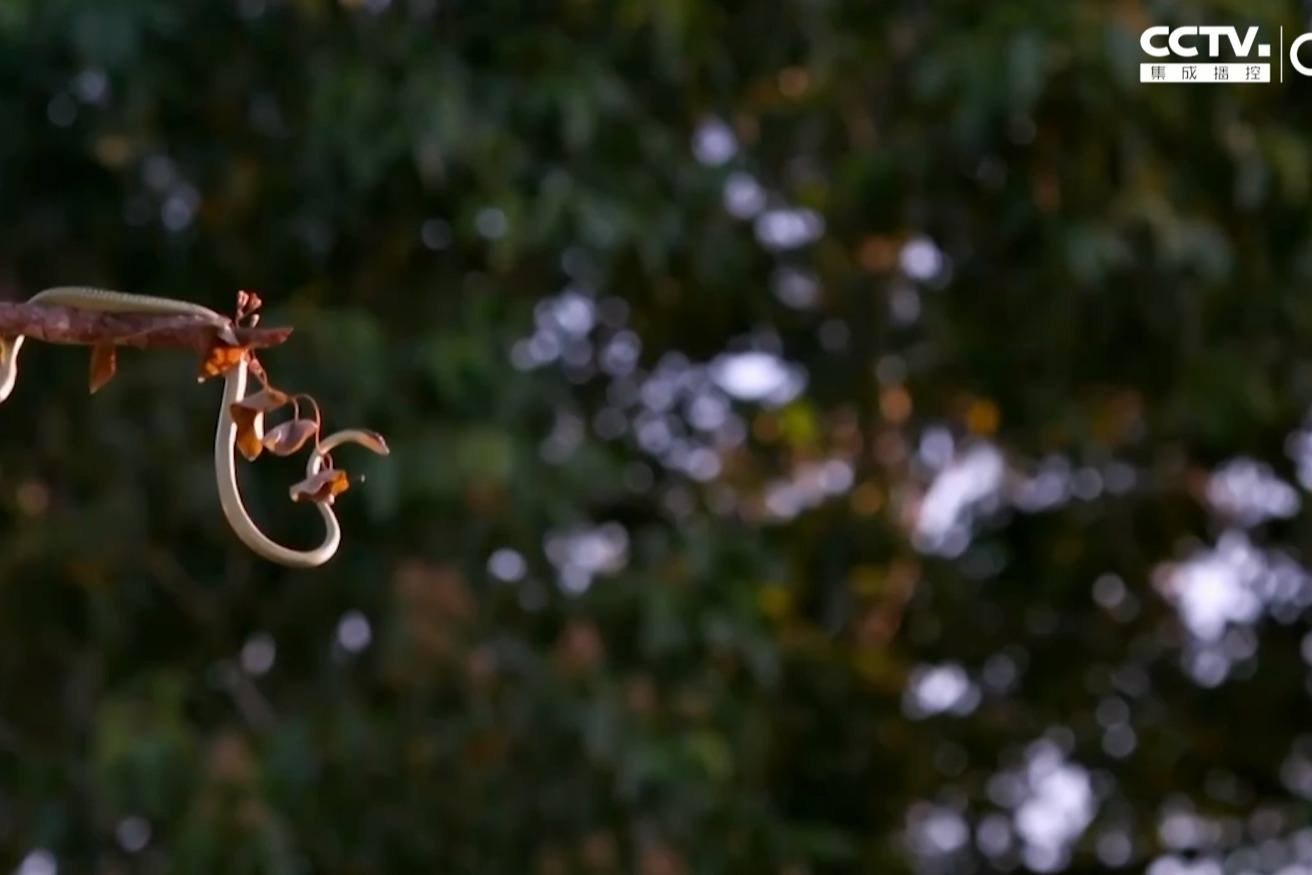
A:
[3,0,1312,873]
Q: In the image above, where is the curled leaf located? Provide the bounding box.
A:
[229,388,290,461]
[232,411,264,461]
[262,419,319,456]
[231,387,290,415]
[289,468,350,505]
[88,343,117,394]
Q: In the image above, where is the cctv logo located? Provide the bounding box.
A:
[1140,26,1270,60]
[1137,25,1312,83]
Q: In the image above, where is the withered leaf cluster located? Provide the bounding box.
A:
[75,289,387,509]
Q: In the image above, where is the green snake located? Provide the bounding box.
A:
[0,286,385,567]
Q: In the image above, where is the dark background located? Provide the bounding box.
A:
[2,1,1311,873]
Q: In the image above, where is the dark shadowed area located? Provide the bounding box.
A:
[2,1,1311,873]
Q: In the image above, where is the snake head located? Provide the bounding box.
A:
[319,429,390,458]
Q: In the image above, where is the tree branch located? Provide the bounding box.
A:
[0,302,292,350]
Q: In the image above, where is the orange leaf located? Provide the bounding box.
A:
[197,340,249,381]
[230,407,265,461]
[262,419,319,456]
[228,389,291,461]
[289,469,351,504]
[88,343,117,394]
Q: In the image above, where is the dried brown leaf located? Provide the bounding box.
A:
[262,419,319,456]
[228,388,290,461]
[232,387,291,414]
[231,408,265,461]
[236,289,262,322]
[88,343,117,394]
[289,468,351,504]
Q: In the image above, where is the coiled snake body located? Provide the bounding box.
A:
[0,286,380,567]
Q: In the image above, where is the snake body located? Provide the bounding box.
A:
[0,286,376,568]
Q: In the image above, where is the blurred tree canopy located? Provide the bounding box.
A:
[3,0,1312,873]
